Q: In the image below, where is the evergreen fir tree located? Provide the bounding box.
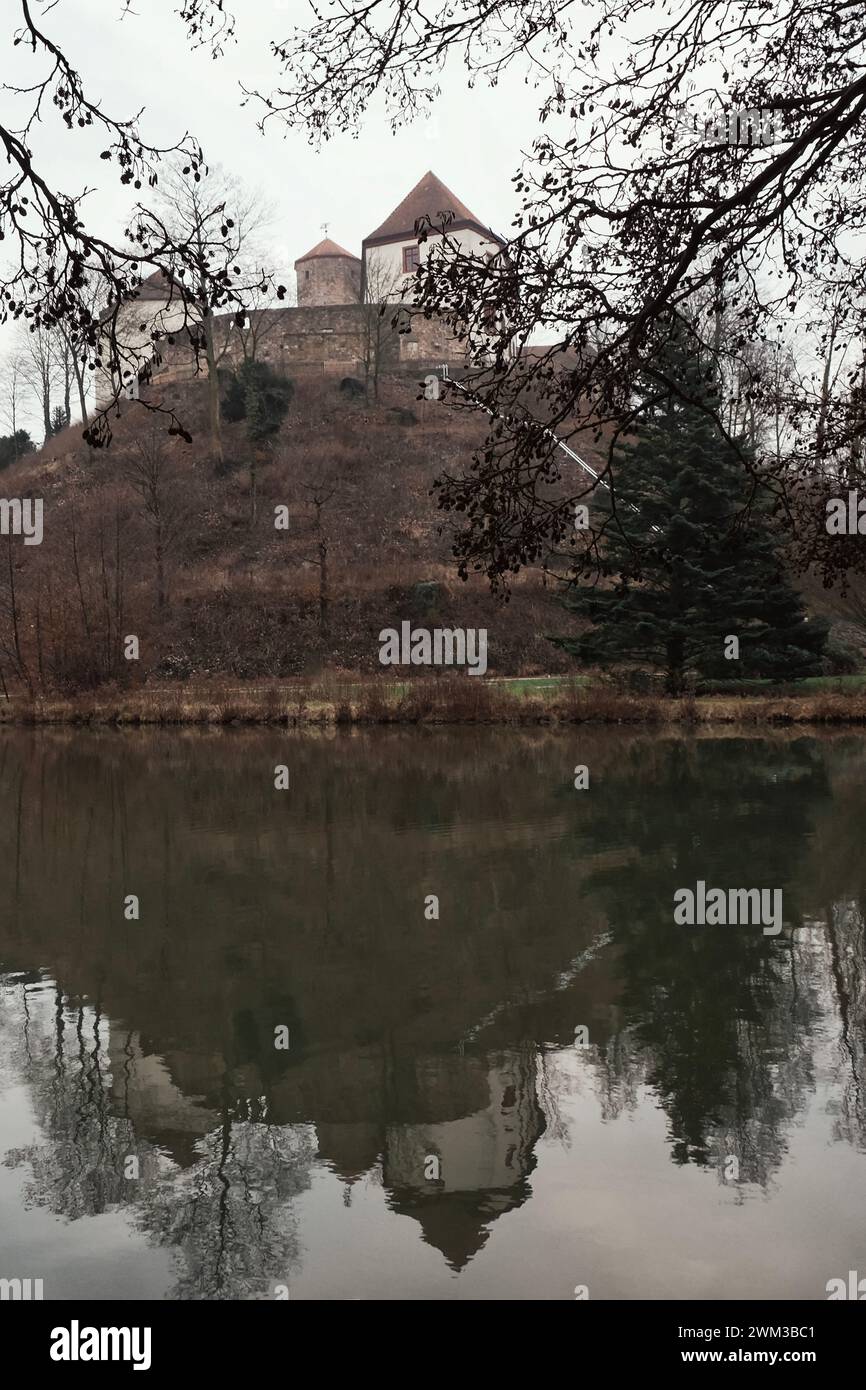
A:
[0,431,35,469]
[222,361,293,442]
[553,337,827,694]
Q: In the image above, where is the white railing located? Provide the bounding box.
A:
[438,365,659,530]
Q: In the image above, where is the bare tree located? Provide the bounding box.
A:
[18,323,62,443]
[138,163,281,464]
[54,279,107,428]
[0,352,29,455]
[255,0,866,592]
[0,4,212,445]
[359,256,404,402]
[300,473,341,638]
[0,537,33,694]
[212,267,295,370]
[124,426,189,612]
[57,323,87,428]
[0,2,298,448]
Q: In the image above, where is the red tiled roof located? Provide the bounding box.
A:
[295,238,360,264]
[363,171,503,246]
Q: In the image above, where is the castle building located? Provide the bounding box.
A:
[96,171,506,405]
[294,238,362,307]
[362,170,504,300]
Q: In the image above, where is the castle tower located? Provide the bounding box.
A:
[94,269,191,408]
[294,238,362,307]
[362,170,504,297]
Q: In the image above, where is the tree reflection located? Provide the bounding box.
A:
[0,980,314,1299]
[136,1105,314,1299]
[826,902,866,1151]
[575,738,830,1183]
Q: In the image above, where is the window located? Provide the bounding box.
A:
[403,245,420,273]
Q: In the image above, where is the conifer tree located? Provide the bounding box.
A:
[554,339,827,694]
[222,361,293,442]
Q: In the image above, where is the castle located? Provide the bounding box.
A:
[96,171,506,405]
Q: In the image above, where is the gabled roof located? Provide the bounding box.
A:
[295,237,360,265]
[363,171,504,247]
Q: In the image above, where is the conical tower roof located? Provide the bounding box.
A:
[363,171,503,246]
[295,237,359,265]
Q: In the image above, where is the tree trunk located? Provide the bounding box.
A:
[665,636,686,697]
[41,375,51,442]
[35,586,45,691]
[99,525,112,678]
[70,506,92,640]
[204,308,223,464]
[319,536,328,636]
[114,511,124,665]
[72,354,89,426]
[816,311,839,456]
[155,519,166,612]
[6,539,32,695]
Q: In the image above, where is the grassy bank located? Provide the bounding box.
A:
[5,676,866,725]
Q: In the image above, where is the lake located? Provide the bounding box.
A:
[0,726,864,1300]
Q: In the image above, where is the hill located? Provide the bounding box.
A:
[0,372,591,694]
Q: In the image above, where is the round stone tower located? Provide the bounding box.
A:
[294,238,362,307]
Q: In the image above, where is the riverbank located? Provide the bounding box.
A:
[4,676,866,725]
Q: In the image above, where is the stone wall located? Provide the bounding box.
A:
[259,304,387,376]
[398,312,464,365]
[140,303,473,389]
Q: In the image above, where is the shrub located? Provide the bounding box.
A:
[222,361,294,440]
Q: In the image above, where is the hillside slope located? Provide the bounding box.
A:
[0,373,594,691]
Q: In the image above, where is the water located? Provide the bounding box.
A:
[0,726,864,1300]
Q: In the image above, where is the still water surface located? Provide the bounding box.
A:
[1,727,865,1300]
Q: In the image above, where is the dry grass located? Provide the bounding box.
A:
[3,678,866,726]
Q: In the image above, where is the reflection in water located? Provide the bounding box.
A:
[0,728,865,1298]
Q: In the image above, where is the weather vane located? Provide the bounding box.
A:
[321,221,330,238]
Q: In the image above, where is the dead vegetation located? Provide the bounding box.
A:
[5,676,866,726]
[0,374,592,697]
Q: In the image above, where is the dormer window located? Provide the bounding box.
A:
[403,245,420,273]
